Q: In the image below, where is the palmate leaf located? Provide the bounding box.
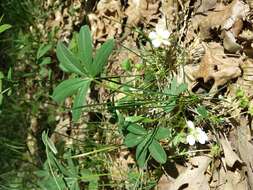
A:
[72,80,91,122]
[91,39,114,76]
[148,139,167,164]
[52,78,89,103]
[78,25,93,69]
[124,133,145,148]
[56,42,86,76]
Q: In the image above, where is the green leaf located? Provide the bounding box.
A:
[37,44,52,59]
[7,67,12,80]
[52,78,89,103]
[125,115,146,123]
[137,147,148,168]
[78,25,93,68]
[0,24,11,34]
[196,105,208,118]
[148,139,167,164]
[91,39,114,76]
[121,59,132,71]
[164,100,176,113]
[169,78,178,95]
[127,124,147,135]
[154,127,170,140]
[56,42,86,76]
[72,80,91,122]
[124,133,145,148]
[39,57,52,66]
[136,134,152,168]
[176,83,188,95]
[42,131,58,154]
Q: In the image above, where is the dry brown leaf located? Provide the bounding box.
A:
[192,0,249,52]
[210,162,248,190]
[197,0,249,39]
[238,117,253,189]
[192,42,242,93]
[223,30,241,53]
[160,0,178,28]
[156,175,173,190]
[195,0,217,13]
[228,59,253,100]
[220,137,243,168]
[125,0,160,28]
[88,0,123,42]
[170,156,212,190]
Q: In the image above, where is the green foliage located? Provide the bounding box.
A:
[39,132,99,190]
[0,24,11,34]
[236,88,253,115]
[53,25,115,122]
[124,124,169,167]
[163,78,188,112]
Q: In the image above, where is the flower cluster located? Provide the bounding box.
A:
[149,25,171,48]
[186,120,208,146]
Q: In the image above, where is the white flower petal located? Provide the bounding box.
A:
[149,31,157,40]
[187,120,195,129]
[152,39,162,48]
[187,135,196,145]
[159,30,171,39]
[196,128,208,144]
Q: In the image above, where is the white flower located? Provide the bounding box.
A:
[149,26,171,48]
[186,120,195,129]
[186,120,208,145]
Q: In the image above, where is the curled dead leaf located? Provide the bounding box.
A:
[220,137,243,168]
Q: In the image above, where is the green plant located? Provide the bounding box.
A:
[124,124,169,167]
[52,25,115,122]
[38,132,99,190]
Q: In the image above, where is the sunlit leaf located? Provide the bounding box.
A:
[0,24,11,34]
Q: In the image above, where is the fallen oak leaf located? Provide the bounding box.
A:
[192,42,242,93]
[170,156,212,190]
